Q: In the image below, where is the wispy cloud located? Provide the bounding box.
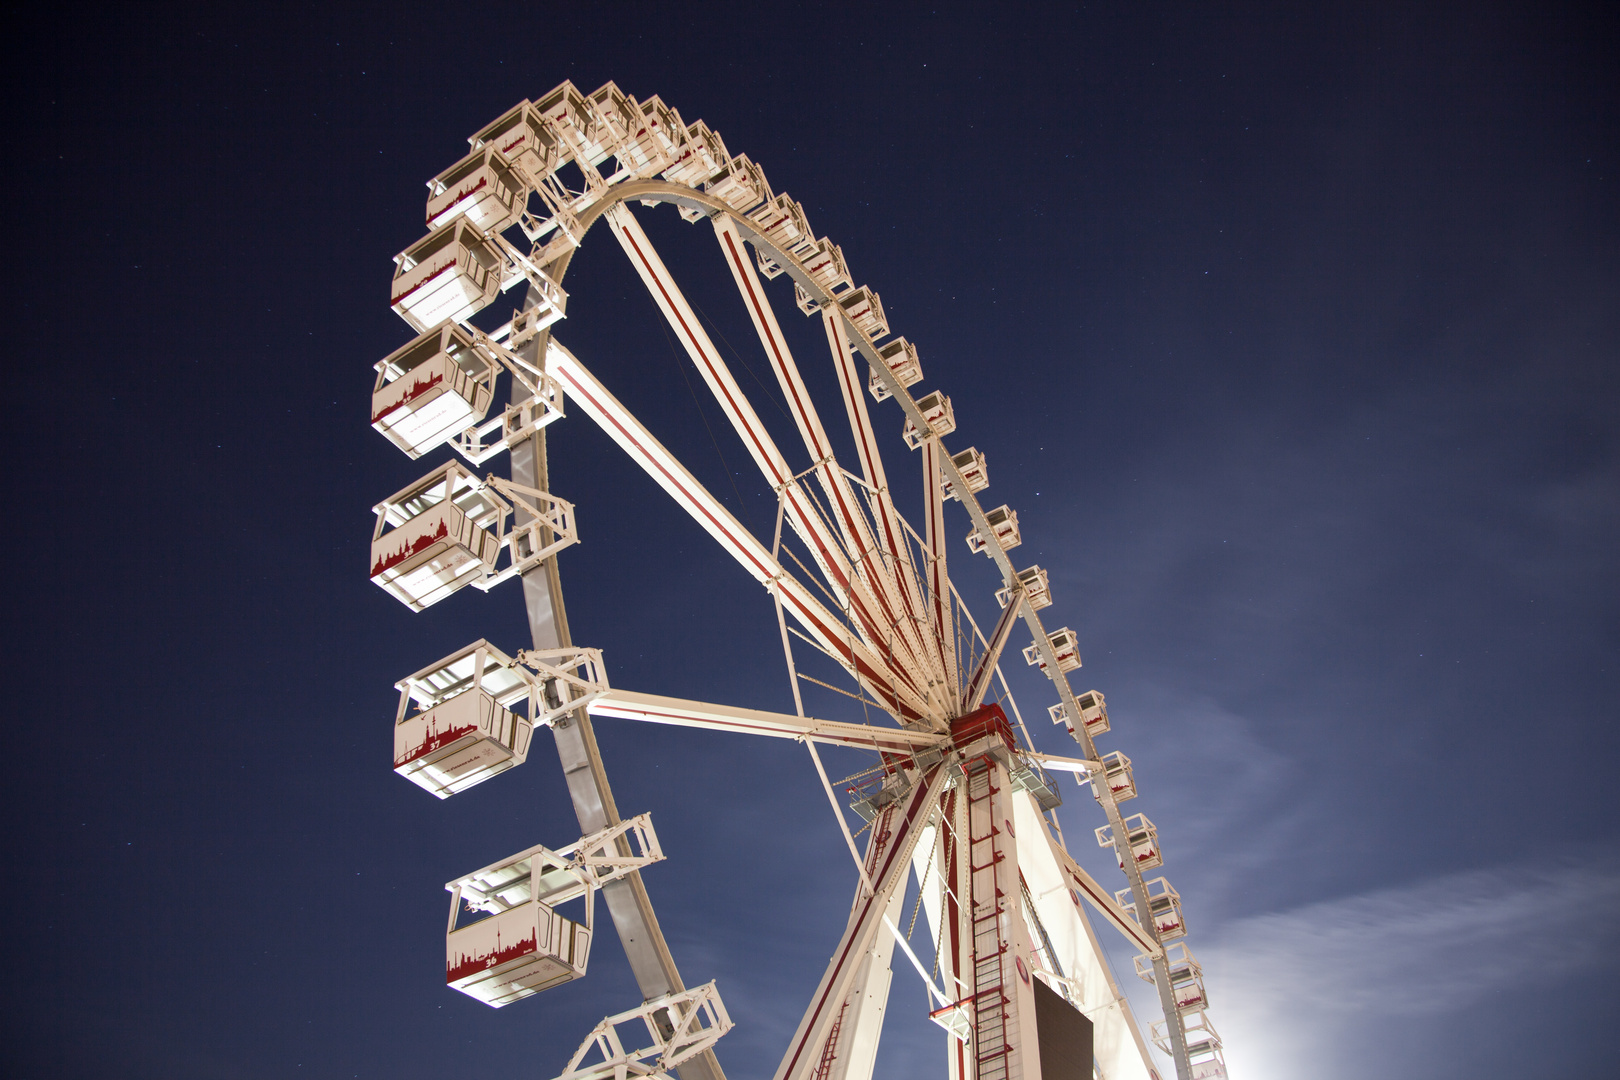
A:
[1191,856,1620,1080]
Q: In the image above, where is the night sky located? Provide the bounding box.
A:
[7,4,1617,1079]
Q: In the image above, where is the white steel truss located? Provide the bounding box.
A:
[552,982,735,1080]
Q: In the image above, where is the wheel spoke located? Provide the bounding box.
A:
[920,439,960,695]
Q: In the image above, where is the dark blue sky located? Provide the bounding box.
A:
[6,4,1616,1079]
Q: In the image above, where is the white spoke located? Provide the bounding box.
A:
[960,585,1025,712]
[920,439,959,694]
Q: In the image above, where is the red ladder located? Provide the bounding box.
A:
[966,757,1013,1080]
[811,999,850,1080]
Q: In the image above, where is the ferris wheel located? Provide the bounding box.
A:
[365,80,1227,1080]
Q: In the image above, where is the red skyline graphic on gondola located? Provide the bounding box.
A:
[371,516,451,577]
[395,709,480,767]
[391,258,459,308]
[428,175,491,227]
[372,369,447,423]
[447,922,537,984]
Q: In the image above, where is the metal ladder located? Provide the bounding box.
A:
[966,758,1012,1080]
[810,999,849,1080]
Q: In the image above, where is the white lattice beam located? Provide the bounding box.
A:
[1013,792,1158,1080]
[552,982,735,1080]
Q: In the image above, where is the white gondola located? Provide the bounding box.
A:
[902,391,957,449]
[609,94,678,179]
[1152,1011,1224,1079]
[446,848,593,1008]
[532,81,594,141]
[1171,961,1210,1016]
[446,877,589,1007]
[1136,943,1209,1015]
[1051,691,1111,748]
[747,195,815,275]
[581,82,640,169]
[802,238,851,291]
[1076,690,1111,733]
[370,461,508,611]
[705,153,771,213]
[390,217,504,330]
[1049,694,1111,746]
[445,818,665,1008]
[1023,627,1081,673]
[524,82,605,179]
[839,286,889,344]
[521,82,612,194]
[998,564,1051,610]
[1096,813,1162,872]
[663,119,730,189]
[866,335,921,400]
[794,238,853,313]
[966,503,1021,554]
[390,213,569,333]
[1096,749,1137,802]
[469,100,567,187]
[395,640,610,798]
[425,144,529,233]
[372,321,498,458]
[393,640,538,798]
[1120,876,1187,941]
[940,446,988,499]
